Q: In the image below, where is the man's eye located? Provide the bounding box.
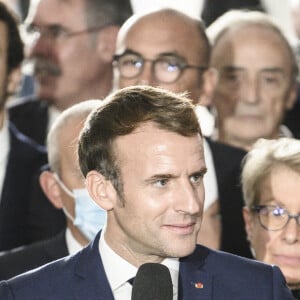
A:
[190,174,203,184]
[48,26,66,38]
[272,207,285,217]
[153,179,169,187]
[121,56,142,67]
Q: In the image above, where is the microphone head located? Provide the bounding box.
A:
[131,263,173,300]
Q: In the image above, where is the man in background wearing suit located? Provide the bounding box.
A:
[0,100,106,280]
[0,2,47,251]
[9,0,132,145]
[113,8,251,257]
[0,85,293,299]
[7,0,132,246]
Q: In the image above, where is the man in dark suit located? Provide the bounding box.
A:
[0,2,49,251]
[0,100,106,280]
[9,0,133,145]
[0,86,293,299]
[113,9,251,257]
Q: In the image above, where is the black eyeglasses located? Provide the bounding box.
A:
[113,51,208,84]
[251,205,300,231]
[21,23,107,44]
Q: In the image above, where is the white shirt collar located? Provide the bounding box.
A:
[99,229,179,297]
[0,114,10,199]
[279,124,293,138]
[203,138,218,211]
[47,105,61,141]
[65,228,83,255]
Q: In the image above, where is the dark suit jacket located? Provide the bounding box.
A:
[9,98,49,146]
[0,123,48,251]
[0,230,68,280]
[9,100,67,243]
[0,231,293,299]
[206,138,251,258]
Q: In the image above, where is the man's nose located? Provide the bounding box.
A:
[173,180,204,215]
[137,61,156,86]
[29,34,53,58]
[241,76,260,104]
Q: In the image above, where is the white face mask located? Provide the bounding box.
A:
[54,174,107,241]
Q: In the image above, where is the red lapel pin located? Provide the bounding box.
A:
[194,282,204,289]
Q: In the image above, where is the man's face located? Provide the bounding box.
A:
[26,0,112,109]
[211,26,296,149]
[244,166,300,286]
[115,14,206,104]
[105,122,206,262]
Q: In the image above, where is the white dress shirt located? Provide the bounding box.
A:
[0,114,9,201]
[99,228,179,300]
[202,138,218,211]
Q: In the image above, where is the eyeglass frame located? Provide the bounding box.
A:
[21,23,110,43]
[113,50,208,84]
[251,204,300,231]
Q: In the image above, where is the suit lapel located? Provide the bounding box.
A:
[72,232,115,300]
[179,245,213,300]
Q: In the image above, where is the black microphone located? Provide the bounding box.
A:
[131,263,173,300]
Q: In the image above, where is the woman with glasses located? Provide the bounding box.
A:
[242,137,300,299]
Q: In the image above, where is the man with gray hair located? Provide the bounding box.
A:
[207,10,298,151]
[0,99,106,280]
[9,0,132,145]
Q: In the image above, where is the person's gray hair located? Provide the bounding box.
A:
[47,99,102,175]
[241,137,300,209]
[207,9,299,82]
[84,0,132,29]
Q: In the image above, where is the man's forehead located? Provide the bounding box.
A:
[117,16,201,59]
[212,26,292,67]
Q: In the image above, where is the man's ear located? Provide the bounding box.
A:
[242,206,253,242]
[85,170,116,211]
[39,171,63,209]
[198,67,218,107]
[7,67,22,95]
[96,25,120,63]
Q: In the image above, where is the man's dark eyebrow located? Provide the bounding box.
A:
[192,167,207,177]
[121,49,186,61]
[144,174,177,184]
[119,49,141,56]
[156,51,184,59]
[221,66,285,74]
[221,66,245,73]
[260,67,285,74]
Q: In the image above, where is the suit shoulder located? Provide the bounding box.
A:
[9,122,47,155]
[203,246,283,279]
[9,98,48,120]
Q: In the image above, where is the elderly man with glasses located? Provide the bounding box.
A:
[242,137,300,299]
